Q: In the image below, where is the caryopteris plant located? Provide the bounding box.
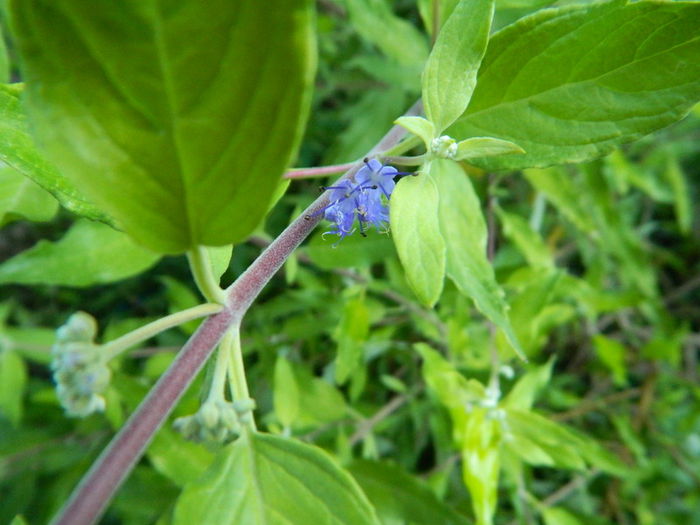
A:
[0,0,698,524]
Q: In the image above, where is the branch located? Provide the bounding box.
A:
[51,99,422,525]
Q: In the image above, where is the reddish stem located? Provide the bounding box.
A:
[284,161,357,179]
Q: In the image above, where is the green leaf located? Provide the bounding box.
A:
[291,361,347,426]
[449,1,700,170]
[340,0,429,68]
[160,276,200,335]
[0,165,58,226]
[542,508,587,525]
[390,168,446,307]
[524,168,597,234]
[274,356,301,428]
[432,159,523,358]
[173,432,380,525]
[10,0,316,253]
[664,155,692,235]
[496,207,553,270]
[0,350,26,426]
[0,25,9,83]
[423,0,495,132]
[395,116,436,145]
[592,335,628,387]
[147,426,214,488]
[454,137,525,161]
[334,293,370,384]
[347,460,469,525]
[305,229,396,269]
[206,245,232,282]
[0,83,110,223]
[415,343,486,416]
[460,408,501,525]
[0,219,160,286]
[502,358,554,411]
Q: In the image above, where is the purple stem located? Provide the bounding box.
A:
[284,161,357,179]
[52,100,422,525]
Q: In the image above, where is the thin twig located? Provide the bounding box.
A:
[284,161,357,179]
[349,393,410,446]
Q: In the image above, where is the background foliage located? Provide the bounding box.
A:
[0,1,699,524]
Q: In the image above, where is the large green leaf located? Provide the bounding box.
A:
[0,165,58,226]
[0,84,110,222]
[10,0,316,253]
[347,460,470,525]
[390,169,446,307]
[449,1,700,170]
[0,219,160,286]
[173,432,380,525]
[432,159,523,357]
[422,0,495,132]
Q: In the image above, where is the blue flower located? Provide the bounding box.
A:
[315,159,399,241]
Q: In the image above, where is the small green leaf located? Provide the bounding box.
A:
[449,1,700,170]
[0,25,10,83]
[496,207,553,270]
[432,159,524,358]
[422,0,495,132]
[274,356,301,428]
[11,0,317,253]
[461,408,501,525]
[524,168,597,234]
[592,335,628,386]
[147,426,214,487]
[173,432,380,525]
[506,409,586,471]
[390,168,446,307]
[542,508,587,525]
[347,460,470,525]
[0,219,160,286]
[0,84,110,223]
[454,137,525,161]
[334,294,370,384]
[502,358,554,411]
[206,245,232,282]
[291,362,347,426]
[394,116,435,145]
[664,155,692,235]
[160,276,200,335]
[0,165,58,226]
[415,343,486,415]
[0,350,26,426]
[340,0,429,68]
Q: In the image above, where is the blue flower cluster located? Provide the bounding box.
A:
[317,158,399,240]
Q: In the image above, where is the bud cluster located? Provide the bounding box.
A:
[51,312,111,417]
[173,398,256,443]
